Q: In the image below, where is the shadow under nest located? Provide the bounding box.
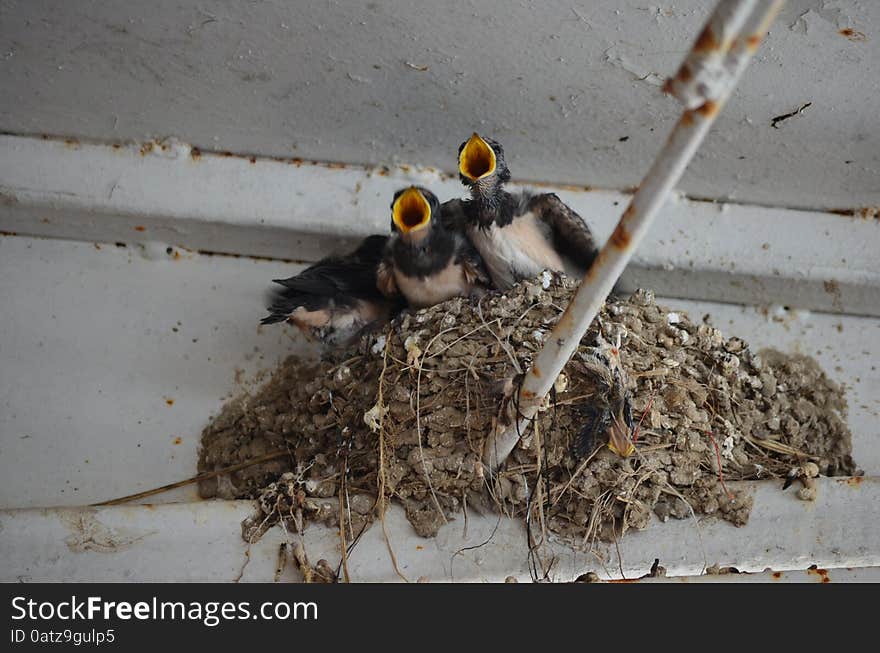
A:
[198,273,856,552]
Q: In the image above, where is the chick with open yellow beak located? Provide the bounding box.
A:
[455,132,601,292]
[572,335,636,459]
[391,186,433,238]
[376,186,489,309]
[607,399,637,457]
[459,133,498,183]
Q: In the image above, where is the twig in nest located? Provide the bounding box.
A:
[324,392,356,564]
[233,546,251,583]
[659,483,708,574]
[292,541,337,584]
[581,489,614,550]
[526,418,553,581]
[612,516,626,580]
[631,392,656,444]
[524,474,543,581]
[619,468,655,536]
[704,431,734,501]
[274,543,288,583]
[334,499,378,581]
[337,438,352,582]
[551,446,602,507]
[377,329,410,582]
[462,350,480,453]
[744,436,814,460]
[461,491,469,540]
[293,541,313,583]
[475,308,521,374]
[635,442,674,453]
[327,354,363,374]
[414,327,452,526]
[549,392,597,407]
[92,449,291,506]
[426,320,502,361]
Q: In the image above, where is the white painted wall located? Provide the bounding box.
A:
[1,0,877,212]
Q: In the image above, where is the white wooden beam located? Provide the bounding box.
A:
[1,477,876,582]
[2,134,878,315]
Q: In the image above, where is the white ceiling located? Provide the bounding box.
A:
[1,0,877,211]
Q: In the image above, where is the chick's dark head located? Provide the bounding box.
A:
[390,186,439,240]
[457,133,510,196]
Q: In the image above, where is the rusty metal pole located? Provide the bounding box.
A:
[484,0,786,472]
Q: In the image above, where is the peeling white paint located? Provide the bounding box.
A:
[59,508,155,553]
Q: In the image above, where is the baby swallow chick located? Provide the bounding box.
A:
[572,332,636,458]
[377,186,490,309]
[457,133,600,290]
[262,234,400,347]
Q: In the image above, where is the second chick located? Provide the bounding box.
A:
[378,186,490,309]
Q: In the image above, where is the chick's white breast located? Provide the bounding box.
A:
[468,213,565,289]
[394,262,471,308]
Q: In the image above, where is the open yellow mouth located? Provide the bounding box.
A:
[607,412,636,458]
[392,187,432,234]
[459,133,497,181]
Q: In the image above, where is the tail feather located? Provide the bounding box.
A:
[261,285,329,325]
[260,312,288,325]
[271,272,358,303]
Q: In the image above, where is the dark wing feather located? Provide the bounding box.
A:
[261,290,319,324]
[454,234,491,288]
[438,197,467,232]
[261,235,388,324]
[528,193,599,276]
[573,403,611,458]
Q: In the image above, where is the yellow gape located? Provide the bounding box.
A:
[392,187,432,234]
[607,413,636,458]
[459,133,497,181]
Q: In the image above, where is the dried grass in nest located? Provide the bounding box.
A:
[199,273,856,550]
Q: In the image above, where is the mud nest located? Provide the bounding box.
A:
[198,274,856,548]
